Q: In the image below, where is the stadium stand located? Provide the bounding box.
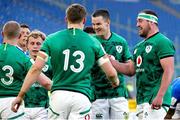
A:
[0,0,179,46]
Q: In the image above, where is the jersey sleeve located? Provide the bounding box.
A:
[93,38,106,61]
[157,38,175,59]
[122,40,132,61]
[40,36,51,56]
[23,56,32,73]
[44,57,53,79]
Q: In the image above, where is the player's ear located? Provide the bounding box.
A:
[2,31,4,37]
[107,19,110,25]
[65,17,68,23]
[18,34,21,39]
[82,18,86,25]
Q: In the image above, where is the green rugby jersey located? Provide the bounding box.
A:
[24,58,52,108]
[133,32,175,105]
[91,32,132,99]
[0,43,31,98]
[40,28,105,101]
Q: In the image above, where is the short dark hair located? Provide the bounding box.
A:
[92,9,110,20]
[20,23,30,29]
[139,9,158,18]
[66,3,86,24]
[83,26,95,34]
[3,21,20,39]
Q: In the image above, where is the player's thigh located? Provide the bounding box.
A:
[48,90,71,119]
[110,97,129,119]
[136,103,150,120]
[0,97,25,119]
[24,107,48,120]
[24,108,32,119]
[34,108,48,120]
[68,92,91,120]
[90,99,109,119]
[148,106,168,120]
[136,103,168,120]
[110,97,129,112]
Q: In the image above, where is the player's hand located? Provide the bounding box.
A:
[151,95,163,110]
[11,97,23,112]
[111,78,120,88]
[107,54,115,61]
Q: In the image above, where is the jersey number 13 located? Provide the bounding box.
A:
[63,49,85,73]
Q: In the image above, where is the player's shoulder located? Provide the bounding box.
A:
[47,29,66,39]
[155,33,172,43]
[111,32,128,43]
[83,33,99,43]
[134,40,144,49]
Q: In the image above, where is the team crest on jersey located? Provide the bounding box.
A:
[42,65,49,72]
[145,45,152,53]
[134,49,137,54]
[116,45,122,53]
[136,55,142,67]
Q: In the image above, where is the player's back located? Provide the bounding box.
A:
[41,28,105,100]
[0,43,31,97]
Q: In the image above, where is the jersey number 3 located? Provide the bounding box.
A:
[63,49,85,73]
[1,65,14,85]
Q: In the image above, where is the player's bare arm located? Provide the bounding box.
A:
[98,55,119,87]
[151,56,174,109]
[109,55,135,76]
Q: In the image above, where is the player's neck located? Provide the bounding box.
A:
[30,55,36,60]
[101,30,111,40]
[146,29,159,39]
[145,26,159,39]
[68,23,83,30]
[17,44,26,51]
[3,38,17,46]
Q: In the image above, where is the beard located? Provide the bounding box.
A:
[139,28,149,38]
[139,33,147,38]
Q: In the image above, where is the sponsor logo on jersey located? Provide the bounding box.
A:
[42,64,49,72]
[136,55,145,72]
[136,55,142,67]
[136,68,144,72]
[116,45,123,53]
[145,45,152,53]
